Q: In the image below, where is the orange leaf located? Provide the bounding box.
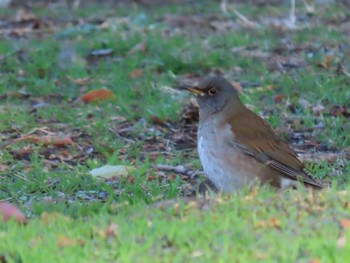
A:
[340,219,350,228]
[17,135,74,147]
[81,89,115,103]
[0,202,27,224]
[129,69,143,78]
[317,55,332,69]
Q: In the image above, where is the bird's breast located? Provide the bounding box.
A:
[197,121,266,192]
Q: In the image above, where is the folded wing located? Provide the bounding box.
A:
[228,109,324,188]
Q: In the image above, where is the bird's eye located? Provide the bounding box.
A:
[208,87,218,96]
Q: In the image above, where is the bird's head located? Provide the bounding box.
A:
[182,76,239,116]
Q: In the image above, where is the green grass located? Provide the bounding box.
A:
[0,1,350,261]
[2,188,350,262]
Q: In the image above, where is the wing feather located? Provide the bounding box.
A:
[228,109,324,188]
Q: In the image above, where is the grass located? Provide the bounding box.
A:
[2,188,350,262]
[0,0,350,262]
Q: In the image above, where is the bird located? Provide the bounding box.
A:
[182,76,324,192]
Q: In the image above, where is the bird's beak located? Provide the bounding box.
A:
[181,85,205,96]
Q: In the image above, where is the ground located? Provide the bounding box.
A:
[0,0,350,262]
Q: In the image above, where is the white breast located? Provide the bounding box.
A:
[197,121,252,192]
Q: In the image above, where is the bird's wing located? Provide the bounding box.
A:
[228,109,323,188]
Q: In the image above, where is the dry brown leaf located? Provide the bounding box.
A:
[81,89,115,103]
[0,202,27,224]
[274,94,285,103]
[147,175,156,181]
[317,55,332,69]
[150,115,167,126]
[129,69,143,78]
[67,76,92,85]
[16,135,74,147]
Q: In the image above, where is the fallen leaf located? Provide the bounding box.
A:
[340,219,350,228]
[150,115,167,126]
[127,42,146,55]
[274,94,285,103]
[309,259,320,263]
[0,202,27,224]
[317,55,332,69]
[67,76,92,85]
[129,69,143,78]
[89,165,135,179]
[16,135,74,147]
[147,175,156,181]
[81,89,115,103]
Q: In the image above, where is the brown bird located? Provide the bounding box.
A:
[182,76,324,192]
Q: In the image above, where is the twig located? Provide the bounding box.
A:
[157,164,203,178]
[227,5,260,29]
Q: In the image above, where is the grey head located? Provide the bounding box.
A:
[184,76,239,117]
